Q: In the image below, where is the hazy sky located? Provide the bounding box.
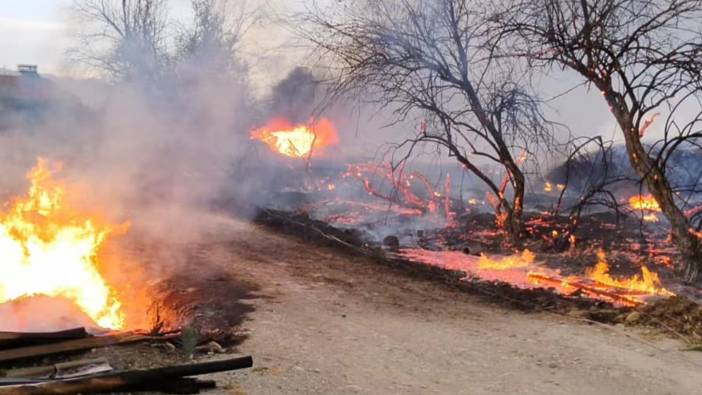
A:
[0,1,622,144]
[0,1,71,73]
[0,0,301,77]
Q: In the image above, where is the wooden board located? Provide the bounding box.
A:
[0,334,148,364]
[0,356,253,395]
[0,328,89,350]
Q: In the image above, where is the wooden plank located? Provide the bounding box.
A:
[0,329,89,350]
[0,356,253,395]
[0,334,148,364]
[0,358,113,385]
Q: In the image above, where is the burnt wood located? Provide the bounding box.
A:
[0,334,148,364]
[0,328,89,350]
[0,356,253,394]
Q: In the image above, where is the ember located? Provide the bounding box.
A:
[250,117,339,158]
[398,247,673,306]
[0,159,125,330]
[478,249,534,270]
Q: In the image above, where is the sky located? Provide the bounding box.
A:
[0,1,72,74]
[0,1,623,145]
[0,0,303,77]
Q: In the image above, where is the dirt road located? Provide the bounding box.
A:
[199,219,702,395]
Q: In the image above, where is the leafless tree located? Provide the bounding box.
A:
[70,0,170,82]
[302,0,556,242]
[176,0,251,76]
[550,136,630,249]
[500,0,702,282]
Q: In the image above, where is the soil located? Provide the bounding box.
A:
[192,218,702,395]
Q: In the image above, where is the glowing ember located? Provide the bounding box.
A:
[0,159,124,330]
[478,249,534,270]
[585,250,673,297]
[250,117,339,158]
[398,247,673,306]
[343,163,440,214]
[629,194,661,212]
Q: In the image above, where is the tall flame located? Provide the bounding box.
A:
[0,159,124,329]
[250,117,339,158]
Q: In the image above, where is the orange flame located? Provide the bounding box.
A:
[0,159,124,329]
[629,194,661,222]
[250,117,339,158]
[629,194,661,212]
[586,250,673,297]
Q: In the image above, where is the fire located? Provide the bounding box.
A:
[543,182,553,193]
[478,249,535,270]
[628,194,661,222]
[250,117,339,158]
[0,159,124,330]
[586,250,673,298]
[629,194,661,212]
[642,213,659,223]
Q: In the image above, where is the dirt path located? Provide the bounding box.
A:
[198,219,702,395]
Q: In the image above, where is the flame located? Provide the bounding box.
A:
[250,117,339,158]
[478,249,534,270]
[0,159,124,329]
[543,182,553,193]
[586,250,673,297]
[629,194,661,212]
[642,213,660,223]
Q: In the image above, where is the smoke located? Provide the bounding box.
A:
[0,296,99,333]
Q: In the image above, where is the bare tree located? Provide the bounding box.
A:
[176,0,251,76]
[550,136,630,249]
[501,0,702,282]
[303,0,555,242]
[70,0,170,82]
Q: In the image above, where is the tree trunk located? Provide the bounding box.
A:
[608,95,702,283]
[506,163,526,244]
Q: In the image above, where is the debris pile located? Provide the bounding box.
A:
[0,327,253,394]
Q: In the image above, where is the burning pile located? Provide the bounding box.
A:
[250,117,339,158]
[0,159,125,330]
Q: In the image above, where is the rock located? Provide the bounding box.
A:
[625,311,642,325]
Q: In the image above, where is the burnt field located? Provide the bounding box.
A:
[3,0,702,394]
